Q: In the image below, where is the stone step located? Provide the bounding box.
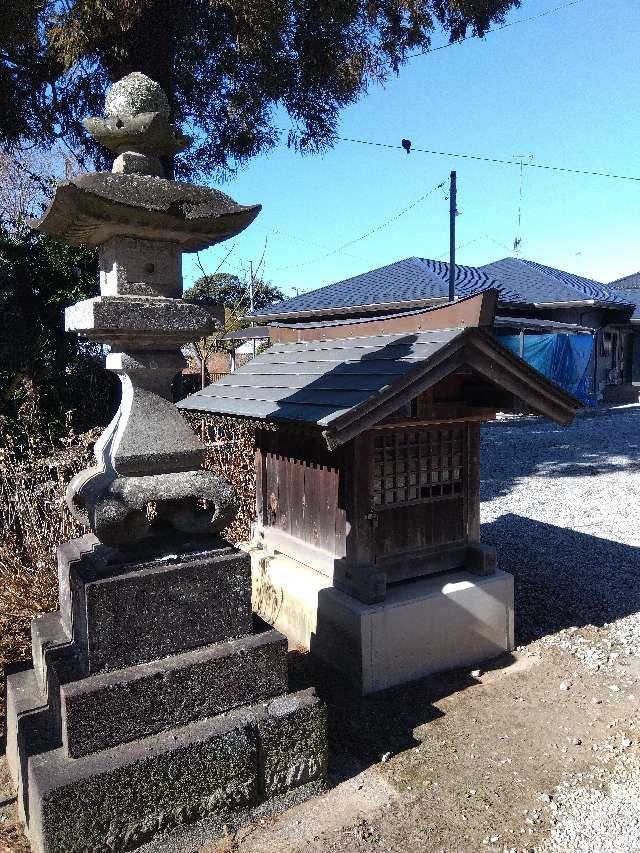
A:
[5,666,55,823]
[60,629,288,758]
[31,611,81,695]
[27,688,326,853]
[56,534,97,632]
[58,535,253,674]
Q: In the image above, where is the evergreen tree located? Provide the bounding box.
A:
[1,0,520,179]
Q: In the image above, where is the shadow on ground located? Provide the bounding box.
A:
[481,406,640,502]
[289,647,514,784]
[482,513,640,645]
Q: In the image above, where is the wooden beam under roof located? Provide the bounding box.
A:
[268,290,498,343]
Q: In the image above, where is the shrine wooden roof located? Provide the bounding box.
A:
[178,324,582,448]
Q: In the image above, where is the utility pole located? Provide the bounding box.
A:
[449,170,457,302]
[249,261,256,358]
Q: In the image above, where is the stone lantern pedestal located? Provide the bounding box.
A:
[7,535,325,853]
[4,72,327,853]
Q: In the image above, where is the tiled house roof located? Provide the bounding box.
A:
[610,271,640,290]
[251,258,518,320]
[480,258,631,306]
[609,272,640,321]
[254,257,631,322]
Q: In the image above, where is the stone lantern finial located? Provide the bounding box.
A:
[105,72,171,118]
[31,73,262,547]
[84,71,189,177]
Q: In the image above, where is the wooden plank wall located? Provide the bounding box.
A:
[257,428,346,557]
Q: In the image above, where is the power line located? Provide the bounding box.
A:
[270,227,370,264]
[410,0,587,58]
[328,135,640,183]
[273,178,446,272]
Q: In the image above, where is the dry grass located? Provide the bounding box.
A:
[186,413,257,545]
[0,424,98,698]
[0,817,31,853]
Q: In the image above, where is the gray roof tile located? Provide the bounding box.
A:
[481,257,630,306]
[254,256,630,321]
[609,271,640,320]
[179,329,461,426]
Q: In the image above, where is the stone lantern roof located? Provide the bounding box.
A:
[34,72,261,250]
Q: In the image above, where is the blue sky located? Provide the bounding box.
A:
[184,0,639,298]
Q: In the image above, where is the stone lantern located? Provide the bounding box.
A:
[5,73,326,853]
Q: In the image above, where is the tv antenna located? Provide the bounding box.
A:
[513,153,534,253]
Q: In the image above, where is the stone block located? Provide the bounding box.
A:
[64,294,222,347]
[5,667,46,786]
[61,630,288,758]
[466,542,498,576]
[257,688,328,798]
[99,235,182,297]
[251,548,514,693]
[59,536,252,673]
[28,708,259,853]
[4,666,54,824]
[31,612,73,694]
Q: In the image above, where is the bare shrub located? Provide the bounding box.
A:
[0,419,98,685]
[184,412,257,544]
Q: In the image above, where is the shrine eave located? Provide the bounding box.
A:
[178,327,582,447]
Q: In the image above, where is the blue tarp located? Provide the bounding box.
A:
[497,332,596,405]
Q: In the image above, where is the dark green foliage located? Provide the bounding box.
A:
[0,227,115,442]
[183,273,285,314]
[1,0,520,180]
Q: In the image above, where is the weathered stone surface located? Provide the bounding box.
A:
[99,236,182,298]
[68,468,238,547]
[257,688,328,798]
[28,708,259,853]
[30,612,72,694]
[84,111,190,160]
[59,536,252,673]
[34,174,261,251]
[5,666,49,789]
[105,73,171,119]
[25,613,83,761]
[65,295,222,344]
[61,630,288,758]
[112,151,164,177]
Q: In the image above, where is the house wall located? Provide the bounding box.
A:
[496,305,637,402]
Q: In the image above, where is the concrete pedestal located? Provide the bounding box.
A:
[250,548,514,694]
[5,535,327,853]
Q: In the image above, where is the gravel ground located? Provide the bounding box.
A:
[484,404,640,853]
[481,404,640,650]
[541,764,640,853]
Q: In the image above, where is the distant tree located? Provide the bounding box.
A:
[183,271,285,389]
[184,273,285,313]
[1,0,520,179]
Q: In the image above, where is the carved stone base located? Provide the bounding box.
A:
[5,536,328,853]
[68,468,237,547]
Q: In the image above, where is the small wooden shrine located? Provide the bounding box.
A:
[181,291,581,604]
